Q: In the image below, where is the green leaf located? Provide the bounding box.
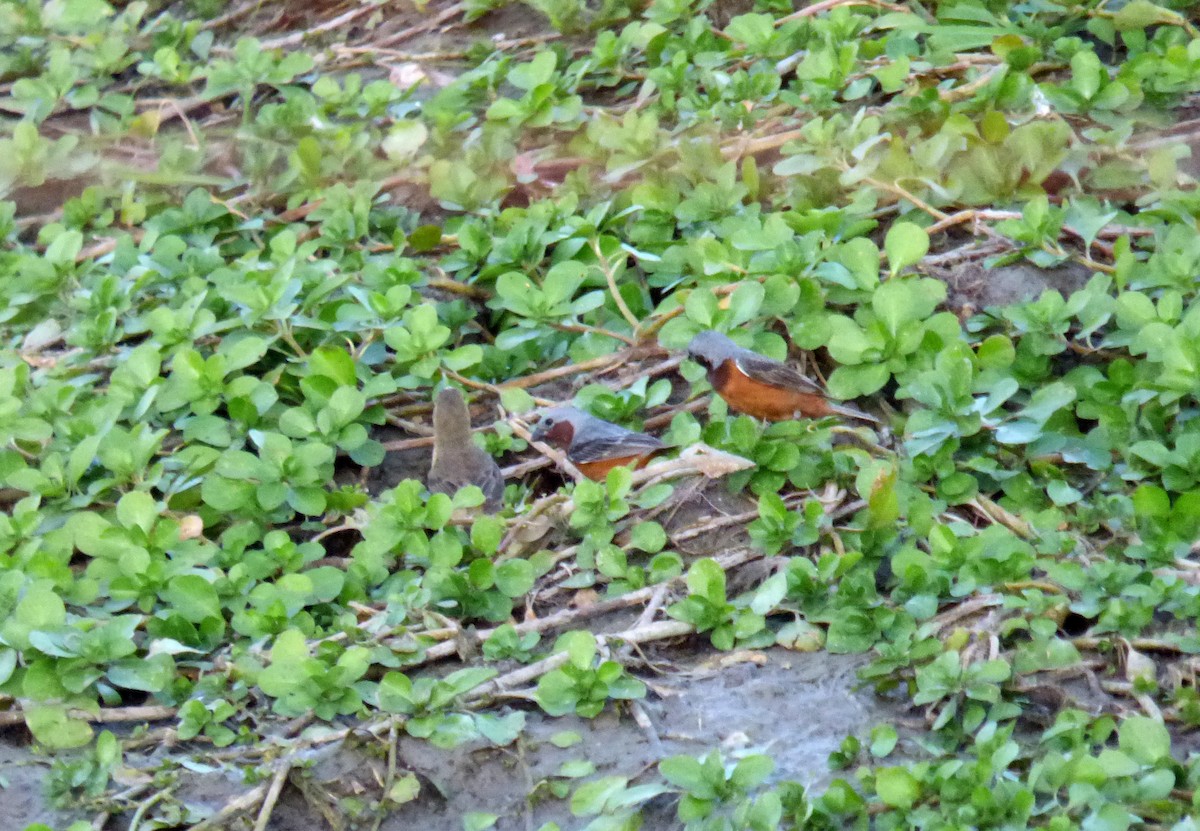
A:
[870,725,898,757]
[220,335,268,372]
[45,229,83,266]
[508,51,556,90]
[67,434,103,487]
[163,576,222,623]
[535,669,581,716]
[1113,0,1180,31]
[25,705,94,749]
[108,654,175,692]
[409,224,443,251]
[875,766,919,808]
[1046,480,1082,506]
[476,711,525,746]
[866,465,900,530]
[542,261,587,308]
[495,560,534,597]
[659,755,710,794]
[116,491,158,534]
[389,773,421,805]
[499,386,535,414]
[1118,715,1170,764]
[0,649,16,686]
[873,279,922,334]
[685,289,718,327]
[629,521,666,553]
[442,667,498,698]
[1097,748,1140,777]
[828,364,891,398]
[443,344,483,371]
[837,238,881,289]
[749,572,786,614]
[270,628,309,663]
[463,812,498,831]
[884,222,929,276]
[571,776,630,816]
[726,13,774,50]
[730,754,774,789]
[5,586,67,650]
[726,282,765,327]
[1070,50,1103,100]
[496,272,535,316]
[551,730,582,748]
[308,346,357,386]
[556,630,597,668]
[471,515,505,554]
[1132,485,1170,518]
[382,120,428,162]
[1130,441,1172,468]
[977,335,1015,368]
[685,558,726,605]
[378,672,416,714]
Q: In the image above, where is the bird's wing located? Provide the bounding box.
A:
[478,457,506,510]
[570,425,664,464]
[429,450,506,511]
[733,352,826,394]
[733,353,879,422]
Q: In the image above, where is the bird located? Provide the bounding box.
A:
[427,387,505,512]
[686,329,878,423]
[531,406,666,481]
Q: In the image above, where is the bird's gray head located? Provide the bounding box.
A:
[432,386,468,425]
[531,406,590,446]
[686,330,740,370]
[433,387,471,435]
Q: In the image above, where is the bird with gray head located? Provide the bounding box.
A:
[686,329,878,423]
[531,405,665,481]
[427,387,505,513]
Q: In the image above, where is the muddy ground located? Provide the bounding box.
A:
[1,648,907,831]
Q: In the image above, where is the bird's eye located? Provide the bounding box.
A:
[542,417,555,427]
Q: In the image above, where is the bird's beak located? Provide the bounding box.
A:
[530,420,548,442]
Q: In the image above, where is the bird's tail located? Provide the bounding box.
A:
[829,402,880,424]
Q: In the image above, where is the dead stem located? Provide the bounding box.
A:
[0,704,177,728]
[548,320,637,346]
[442,367,556,407]
[775,0,908,25]
[252,765,291,831]
[590,237,642,332]
[260,2,385,49]
[372,2,465,48]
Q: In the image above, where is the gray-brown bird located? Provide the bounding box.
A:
[428,388,505,512]
[686,330,878,423]
[531,406,665,481]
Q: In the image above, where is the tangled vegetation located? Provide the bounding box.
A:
[5,0,1200,828]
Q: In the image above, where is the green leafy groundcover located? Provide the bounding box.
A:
[5,0,1200,827]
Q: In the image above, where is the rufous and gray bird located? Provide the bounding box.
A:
[686,330,877,423]
[531,406,665,481]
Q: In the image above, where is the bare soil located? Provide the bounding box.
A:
[0,647,906,831]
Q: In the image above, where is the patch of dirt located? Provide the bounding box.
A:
[931,259,1093,313]
[366,425,433,493]
[0,648,903,831]
[327,0,541,55]
[362,647,897,829]
[0,738,71,831]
